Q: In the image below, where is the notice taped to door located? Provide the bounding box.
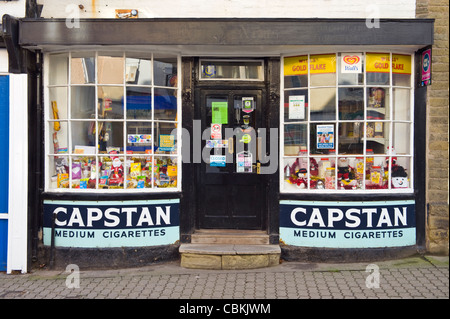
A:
[237,151,252,173]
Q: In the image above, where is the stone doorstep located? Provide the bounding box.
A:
[191,229,270,245]
[179,244,281,270]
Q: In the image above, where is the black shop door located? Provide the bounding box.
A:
[197,89,264,229]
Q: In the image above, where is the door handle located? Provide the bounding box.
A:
[228,137,234,154]
[252,163,261,174]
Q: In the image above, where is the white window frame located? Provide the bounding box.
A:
[44,51,182,193]
[280,51,414,194]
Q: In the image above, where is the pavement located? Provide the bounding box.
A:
[0,255,448,302]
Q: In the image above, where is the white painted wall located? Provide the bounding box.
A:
[0,0,26,17]
[37,0,416,19]
[7,74,28,274]
[0,50,8,74]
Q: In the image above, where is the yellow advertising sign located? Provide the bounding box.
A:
[392,54,411,74]
[284,54,336,76]
[284,55,308,76]
[310,54,336,74]
[366,53,411,74]
[366,53,390,73]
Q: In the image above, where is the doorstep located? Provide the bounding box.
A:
[179,229,281,270]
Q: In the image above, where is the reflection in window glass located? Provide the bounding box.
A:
[49,54,68,85]
[310,88,336,121]
[154,88,177,121]
[126,56,152,85]
[154,56,178,87]
[71,86,95,119]
[98,55,124,84]
[367,87,390,120]
[284,124,307,156]
[393,123,411,155]
[71,121,95,151]
[71,53,95,84]
[310,54,336,86]
[126,87,152,119]
[338,88,364,120]
[338,122,363,155]
[393,88,411,121]
[98,86,124,119]
[366,121,389,155]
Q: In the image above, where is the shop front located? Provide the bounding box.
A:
[5,17,434,269]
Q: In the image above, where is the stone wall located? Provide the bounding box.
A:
[417,0,449,255]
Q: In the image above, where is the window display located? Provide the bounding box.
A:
[46,52,180,192]
[282,52,413,192]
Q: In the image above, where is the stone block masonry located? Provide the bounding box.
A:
[416,0,449,255]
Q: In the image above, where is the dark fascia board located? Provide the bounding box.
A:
[18,18,434,47]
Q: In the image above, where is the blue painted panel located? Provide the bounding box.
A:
[0,75,9,271]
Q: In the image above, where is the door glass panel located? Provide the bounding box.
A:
[205,95,229,173]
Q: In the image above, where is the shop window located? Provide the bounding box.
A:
[45,52,180,192]
[282,52,413,192]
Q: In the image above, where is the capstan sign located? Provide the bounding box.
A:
[280,200,416,248]
[43,199,180,248]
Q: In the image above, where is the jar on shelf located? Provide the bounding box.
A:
[318,158,331,179]
[366,149,374,175]
[325,167,335,190]
[370,166,383,186]
[355,157,364,180]
[298,149,308,170]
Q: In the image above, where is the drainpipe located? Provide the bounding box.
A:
[48,211,56,269]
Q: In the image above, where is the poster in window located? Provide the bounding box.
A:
[159,134,175,151]
[242,97,255,113]
[341,53,362,73]
[236,151,252,173]
[288,95,305,120]
[317,125,334,149]
[212,102,228,124]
